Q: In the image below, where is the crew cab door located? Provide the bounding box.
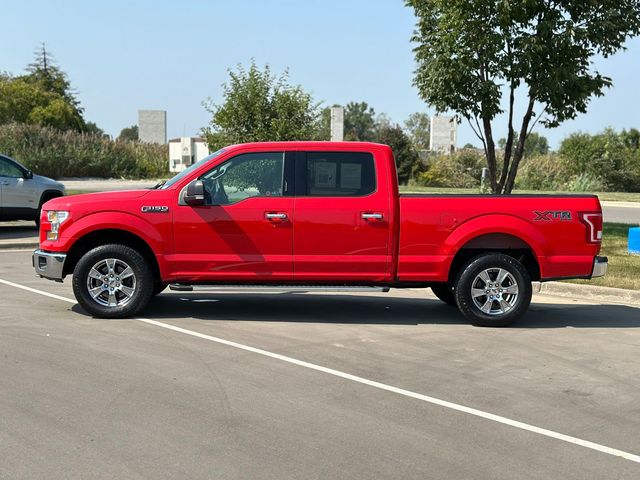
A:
[172,151,294,282]
[0,155,37,218]
[293,150,392,282]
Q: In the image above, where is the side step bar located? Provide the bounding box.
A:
[169,284,390,293]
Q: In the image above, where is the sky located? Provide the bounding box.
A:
[1,0,639,149]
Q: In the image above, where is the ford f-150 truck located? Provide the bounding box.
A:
[33,142,607,326]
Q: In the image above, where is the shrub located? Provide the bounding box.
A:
[0,122,169,179]
[416,149,484,188]
[515,153,570,191]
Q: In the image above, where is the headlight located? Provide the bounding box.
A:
[46,211,69,241]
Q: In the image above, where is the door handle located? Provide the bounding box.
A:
[265,212,288,220]
[361,212,383,220]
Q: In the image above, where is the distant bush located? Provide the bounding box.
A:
[558,128,640,192]
[0,122,169,179]
[415,149,484,188]
[515,153,570,190]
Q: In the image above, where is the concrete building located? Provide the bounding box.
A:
[138,110,167,144]
[330,106,344,142]
[429,115,457,154]
[169,137,210,173]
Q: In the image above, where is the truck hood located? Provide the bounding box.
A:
[44,189,151,211]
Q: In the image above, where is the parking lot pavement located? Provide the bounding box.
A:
[1,250,640,479]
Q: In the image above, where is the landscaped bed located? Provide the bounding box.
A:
[569,223,640,290]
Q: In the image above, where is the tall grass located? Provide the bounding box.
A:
[0,123,169,179]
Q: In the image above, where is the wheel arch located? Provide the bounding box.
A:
[39,189,64,207]
[448,232,541,283]
[63,229,161,283]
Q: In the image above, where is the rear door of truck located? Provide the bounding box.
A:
[292,149,393,282]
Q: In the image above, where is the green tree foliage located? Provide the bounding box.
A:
[559,128,640,192]
[343,102,377,141]
[202,62,320,150]
[417,149,485,188]
[376,124,420,185]
[0,123,168,179]
[0,44,87,131]
[407,0,640,194]
[498,132,549,158]
[404,112,430,150]
[119,125,139,141]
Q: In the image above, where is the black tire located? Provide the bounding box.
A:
[454,253,532,327]
[72,244,154,318]
[152,282,168,297]
[431,284,456,306]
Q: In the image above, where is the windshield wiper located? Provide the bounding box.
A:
[151,180,167,189]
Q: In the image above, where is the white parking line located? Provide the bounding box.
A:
[1,277,639,464]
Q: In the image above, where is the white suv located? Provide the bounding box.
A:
[0,154,66,226]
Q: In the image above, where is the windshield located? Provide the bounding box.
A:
[159,149,225,189]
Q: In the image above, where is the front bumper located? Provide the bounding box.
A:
[33,249,67,281]
[592,255,608,278]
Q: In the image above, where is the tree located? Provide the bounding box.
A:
[343,102,376,141]
[404,112,430,150]
[0,44,86,132]
[407,0,640,193]
[498,132,549,158]
[202,61,320,150]
[85,121,106,137]
[119,125,139,141]
[375,124,420,185]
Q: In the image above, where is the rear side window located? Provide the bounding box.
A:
[305,152,375,197]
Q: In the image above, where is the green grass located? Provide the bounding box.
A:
[399,185,640,202]
[568,223,640,290]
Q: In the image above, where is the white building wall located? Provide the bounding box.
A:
[429,116,457,154]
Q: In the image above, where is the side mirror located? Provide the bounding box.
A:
[184,180,204,206]
[24,170,33,179]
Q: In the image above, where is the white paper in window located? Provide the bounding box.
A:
[315,162,337,188]
[340,163,362,189]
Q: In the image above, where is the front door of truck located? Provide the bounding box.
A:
[293,151,392,282]
[172,151,294,282]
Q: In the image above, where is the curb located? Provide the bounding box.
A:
[536,281,640,306]
[0,241,38,250]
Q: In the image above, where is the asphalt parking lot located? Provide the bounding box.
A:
[1,249,640,479]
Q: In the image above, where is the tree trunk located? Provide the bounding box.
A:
[503,97,536,193]
[481,116,498,193]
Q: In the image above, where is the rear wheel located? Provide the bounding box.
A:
[454,253,532,327]
[72,244,154,318]
[431,284,456,306]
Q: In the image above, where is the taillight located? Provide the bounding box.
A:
[579,212,603,244]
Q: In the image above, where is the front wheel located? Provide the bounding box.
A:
[72,244,154,318]
[454,253,532,327]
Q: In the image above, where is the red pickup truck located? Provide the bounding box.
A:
[33,141,607,326]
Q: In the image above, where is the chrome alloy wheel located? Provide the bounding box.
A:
[86,258,137,307]
[470,267,519,316]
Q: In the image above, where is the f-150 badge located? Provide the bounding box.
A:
[141,206,169,213]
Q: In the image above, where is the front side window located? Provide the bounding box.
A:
[0,156,24,178]
[305,152,375,196]
[201,152,284,205]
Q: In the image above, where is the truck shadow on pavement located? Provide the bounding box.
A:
[112,293,640,328]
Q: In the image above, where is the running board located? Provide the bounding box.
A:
[169,284,390,293]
